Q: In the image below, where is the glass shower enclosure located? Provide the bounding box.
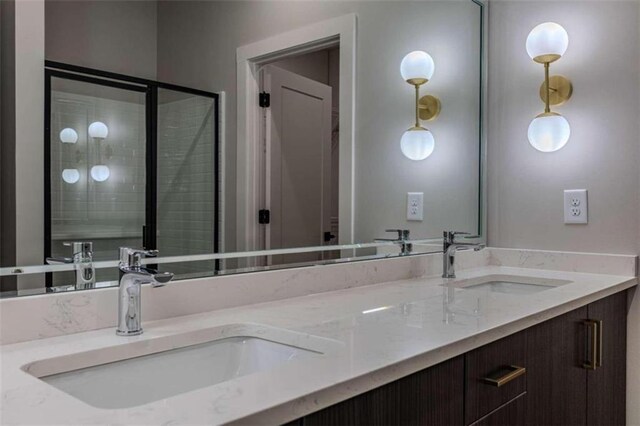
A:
[45,63,219,286]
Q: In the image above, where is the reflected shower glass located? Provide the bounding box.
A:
[157,88,218,278]
[49,77,146,285]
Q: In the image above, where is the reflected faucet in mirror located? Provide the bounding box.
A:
[117,248,174,337]
[46,241,95,289]
[442,231,485,279]
[375,229,412,256]
[0,0,484,298]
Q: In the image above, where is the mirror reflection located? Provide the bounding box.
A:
[0,0,484,296]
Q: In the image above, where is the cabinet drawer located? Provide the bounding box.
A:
[470,392,526,426]
[465,332,527,424]
[300,356,464,425]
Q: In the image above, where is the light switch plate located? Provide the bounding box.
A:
[564,189,588,224]
[407,192,424,221]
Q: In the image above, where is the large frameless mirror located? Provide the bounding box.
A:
[0,0,485,297]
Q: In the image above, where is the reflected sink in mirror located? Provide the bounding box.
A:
[23,324,340,409]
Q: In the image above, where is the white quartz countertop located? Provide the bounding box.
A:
[0,265,636,425]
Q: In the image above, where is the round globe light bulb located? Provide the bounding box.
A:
[527,114,570,152]
[400,51,435,84]
[59,128,78,144]
[90,165,110,182]
[88,121,109,139]
[526,22,569,63]
[400,128,435,160]
[61,169,80,184]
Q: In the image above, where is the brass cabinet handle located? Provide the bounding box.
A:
[482,365,526,387]
[583,320,599,370]
[596,320,603,367]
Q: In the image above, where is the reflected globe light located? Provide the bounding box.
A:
[88,121,109,139]
[400,128,435,161]
[400,51,435,84]
[61,169,80,184]
[90,165,110,182]
[59,128,78,144]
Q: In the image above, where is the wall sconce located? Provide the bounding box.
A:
[88,121,109,139]
[526,22,573,152]
[61,168,80,184]
[90,165,110,182]
[399,51,441,161]
[59,128,78,144]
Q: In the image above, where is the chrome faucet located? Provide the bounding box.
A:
[375,229,412,255]
[46,241,95,289]
[116,248,173,336]
[442,231,485,279]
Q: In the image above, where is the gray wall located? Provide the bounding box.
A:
[157,1,482,250]
[485,1,640,422]
[486,0,640,255]
[45,0,158,79]
[14,0,45,289]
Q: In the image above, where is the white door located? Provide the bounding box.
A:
[262,65,332,265]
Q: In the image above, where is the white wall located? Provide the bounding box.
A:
[45,0,158,80]
[157,1,482,250]
[485,1,640,423]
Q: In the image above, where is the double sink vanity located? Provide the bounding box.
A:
[0,247,636,425]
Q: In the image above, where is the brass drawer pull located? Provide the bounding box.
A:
[596,320,603,367]
[482,365,526,387]
[583,319,599,370]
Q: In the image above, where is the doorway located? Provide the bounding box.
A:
[235,14,356,262]
[262,48,340,265]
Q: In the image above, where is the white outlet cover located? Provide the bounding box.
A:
[407,192,424,221]
[564,189,588,224]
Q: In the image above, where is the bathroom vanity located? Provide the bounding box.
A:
[288,290,627,425]
[0,248,636,425]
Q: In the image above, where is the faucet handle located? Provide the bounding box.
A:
[462,234,481,240]
[444,231,479,242]
[64,241,93,257]
[119,247,159,268]
[384,229,410,240]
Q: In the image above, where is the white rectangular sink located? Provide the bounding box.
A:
[461,280,556,295]
[23,324,340,409]
[445,274,571,295]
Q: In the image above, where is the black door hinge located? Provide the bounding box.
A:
[324,231,336,242]
[259,92,270,108]
[258,209,270,224]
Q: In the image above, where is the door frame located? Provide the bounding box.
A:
[236,13,357,253]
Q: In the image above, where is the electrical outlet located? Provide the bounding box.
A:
[564,189,588,224]
[407,192,424,221]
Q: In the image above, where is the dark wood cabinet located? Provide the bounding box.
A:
[470,393,527,426]
[465,331,527,424]
[303,356,464,426]
[286,290,629,426]
[526,291,628,426]
[586,291,627,426]
[525,306,589,426]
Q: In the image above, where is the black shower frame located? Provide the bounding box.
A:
[44,61,220,286]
